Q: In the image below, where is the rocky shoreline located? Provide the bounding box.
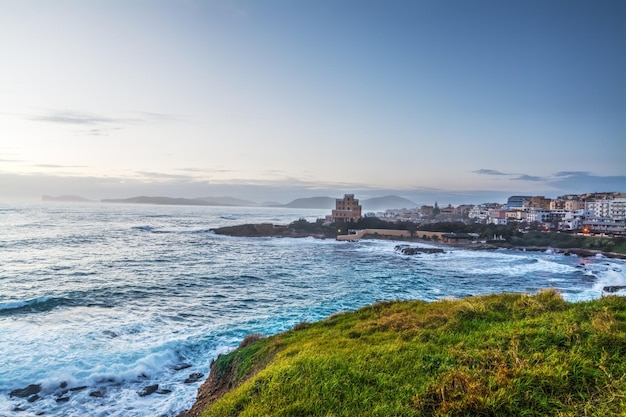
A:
[7,367,203,414]
[211,223,626,260]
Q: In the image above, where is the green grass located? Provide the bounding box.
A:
[201,290,626,417]
[509,231,626,254]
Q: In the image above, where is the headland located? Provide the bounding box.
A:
[211,221,626,260]
[180,290,626,416]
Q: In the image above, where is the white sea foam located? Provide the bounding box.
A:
[0,295,53,311]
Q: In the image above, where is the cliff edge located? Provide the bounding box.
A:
[180,291,626,416]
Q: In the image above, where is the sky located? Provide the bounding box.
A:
[1,0,625,205]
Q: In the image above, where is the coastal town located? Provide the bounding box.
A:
[328,192,626,237]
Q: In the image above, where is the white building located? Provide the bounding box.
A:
[585,194,626,221]
[559,209,593,231]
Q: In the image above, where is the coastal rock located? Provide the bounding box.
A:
[395,245,444,255]
[211,223,329,239]
[178,358,238,417]
[89,389,105,398]
[603,286,626,293]
[9,384,41,398]
[56,396,70,403]
[27,394,40,403]
[212,223,286,237]
[137,384,159,397]
[184,373,204,384]
[157,388,173,394]
[173,363,193,371]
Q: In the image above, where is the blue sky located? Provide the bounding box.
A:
[1,0,624,204]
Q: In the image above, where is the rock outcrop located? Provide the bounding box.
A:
[9,384,41,398]
[603,286,626,293]
[211,223,329,238]
[395,245,445,255]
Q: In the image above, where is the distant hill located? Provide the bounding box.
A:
[42,195,91,202]
[195,196,257,206]
[97,194,417,210]
[101,196,216,206]
[280,195,417,210]
[361,195,417,211]
[260,201,283,207]
[282,197,336,209]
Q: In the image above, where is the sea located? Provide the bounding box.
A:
[1,202,625,417]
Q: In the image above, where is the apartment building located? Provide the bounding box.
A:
[523,196,552,210]
[585,193,626,221]
[507,196,532,209]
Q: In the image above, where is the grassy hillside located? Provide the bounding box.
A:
[194,290,626,417]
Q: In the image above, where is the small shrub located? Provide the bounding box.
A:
[292,321,311,331]
[238,333,264,349]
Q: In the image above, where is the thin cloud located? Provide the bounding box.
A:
[30,110,134,125]
[78,127,123,136]
[137,112,182,122]
[136,171,199,181]
[28,109,178,136]
[512,174,546,182]
[553,171,591,178]
[474,169,550,183]
[473,169,509,176]
[549,172,626,192]
[176,167,235,174]
[34,163,88,168]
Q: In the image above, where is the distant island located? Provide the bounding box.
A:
[42,195,92,202]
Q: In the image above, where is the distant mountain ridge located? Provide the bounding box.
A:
[281,197,335,209]
[361,195,417,211]
[98,194,417,210]
[280,195,417,210]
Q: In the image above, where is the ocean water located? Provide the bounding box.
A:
[1,202,625,417]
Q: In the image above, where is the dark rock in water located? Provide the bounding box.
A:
[56,389,69,397]
[27,394,40,403]
[394,245,444,255]
[69,385,88,392]
[10,384,41,398]
[56,396,70,403]
[11,405,26,412]
[137,384,159,397]
[184,373,204,383]
[603,286,626,293]
[156,388,172,394]
[89,390,105,398]
[173,363,192,371]
[60,381,68,389]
